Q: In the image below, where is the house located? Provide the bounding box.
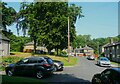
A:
[104,41,120,63]
[23,41,47,53]
[74,45,94,56]
[23,41,55,53]
[0,33,10,56]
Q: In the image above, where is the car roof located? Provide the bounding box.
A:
[25,56,50,60]
[106,67,120,74]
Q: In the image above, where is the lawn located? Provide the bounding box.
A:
[111,61,120,67]
[1,52,78,71]
[1,75,46,84]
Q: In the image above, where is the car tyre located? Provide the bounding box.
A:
[53,65,57,72]
[59,68,63,71]
[36,71,43,79]
[7,70,13,76]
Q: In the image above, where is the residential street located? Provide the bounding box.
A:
[42,56,107,84]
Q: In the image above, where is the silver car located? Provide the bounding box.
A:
[97,57,111,67]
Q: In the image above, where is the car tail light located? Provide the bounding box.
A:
[43,64,50,67]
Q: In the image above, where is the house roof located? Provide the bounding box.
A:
[104,41,120,47]
[82,46,93,50]
[75,45,94,50]
[24,41,34,46]
[0,33,10,41]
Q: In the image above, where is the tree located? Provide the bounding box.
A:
[1,2,16,30]
[2,30,31,52]
[71,35,91,48]
[17,2,84,54]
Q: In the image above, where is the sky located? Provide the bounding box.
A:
[2,0,119,39]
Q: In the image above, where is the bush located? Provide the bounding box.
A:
[1,56,23,71]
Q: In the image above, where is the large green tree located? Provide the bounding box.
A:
[17,2,84,54]
[1,2,16,30]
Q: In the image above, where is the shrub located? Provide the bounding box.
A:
[1,56,23,71]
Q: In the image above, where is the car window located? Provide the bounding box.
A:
[23,59,29,62]
[100,58,109,61]
[38,59,44,63]
[101,69,111,79]
[17,59,29,64]
[46,58,53,65]
[29,59,38,63]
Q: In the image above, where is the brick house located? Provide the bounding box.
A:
[104,41,120,63]
[74,45,94,56]
[0,33,10,56]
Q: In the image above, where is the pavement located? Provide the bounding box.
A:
[0,71,5,75]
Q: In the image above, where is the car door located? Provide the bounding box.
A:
[14,58,29,75]
[100,69,112,84]
[22,59,38,75]
[109,70,120,84]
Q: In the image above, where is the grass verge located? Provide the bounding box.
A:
[111,61,120,67]
[1,75,46,84]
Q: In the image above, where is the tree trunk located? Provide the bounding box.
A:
[56,48,58,56]
[33,38,37,54]
[48,49,51,55]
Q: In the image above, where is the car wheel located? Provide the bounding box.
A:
[7,70,13,76]
[59,68,63,71]
[53,65,57,72]
[36,71,43,79]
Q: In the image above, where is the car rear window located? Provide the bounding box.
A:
[46,58,53,65]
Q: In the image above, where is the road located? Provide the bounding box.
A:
[42,56,107,84]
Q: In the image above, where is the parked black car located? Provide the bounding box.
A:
[53,60,64,71]
[5,56,54,79]
[92,67,120,84]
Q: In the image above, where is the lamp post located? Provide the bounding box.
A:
[97,42,99,57]
[68,17,70,62]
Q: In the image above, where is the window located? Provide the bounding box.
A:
[113,55,115,58]
[38,59,44,63]
[29,59,38,63]
[101,70,111,78]
[22,59,29,63]
[46,58,53,65]
[113,46,114,49]
[117,45,119,49]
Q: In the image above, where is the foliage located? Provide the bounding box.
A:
[17,2,84,54]
[1,56,23,70]
[71,35,91,48]
[2,30,31,52]
[1,2,16,30]
[72,34,120,54]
